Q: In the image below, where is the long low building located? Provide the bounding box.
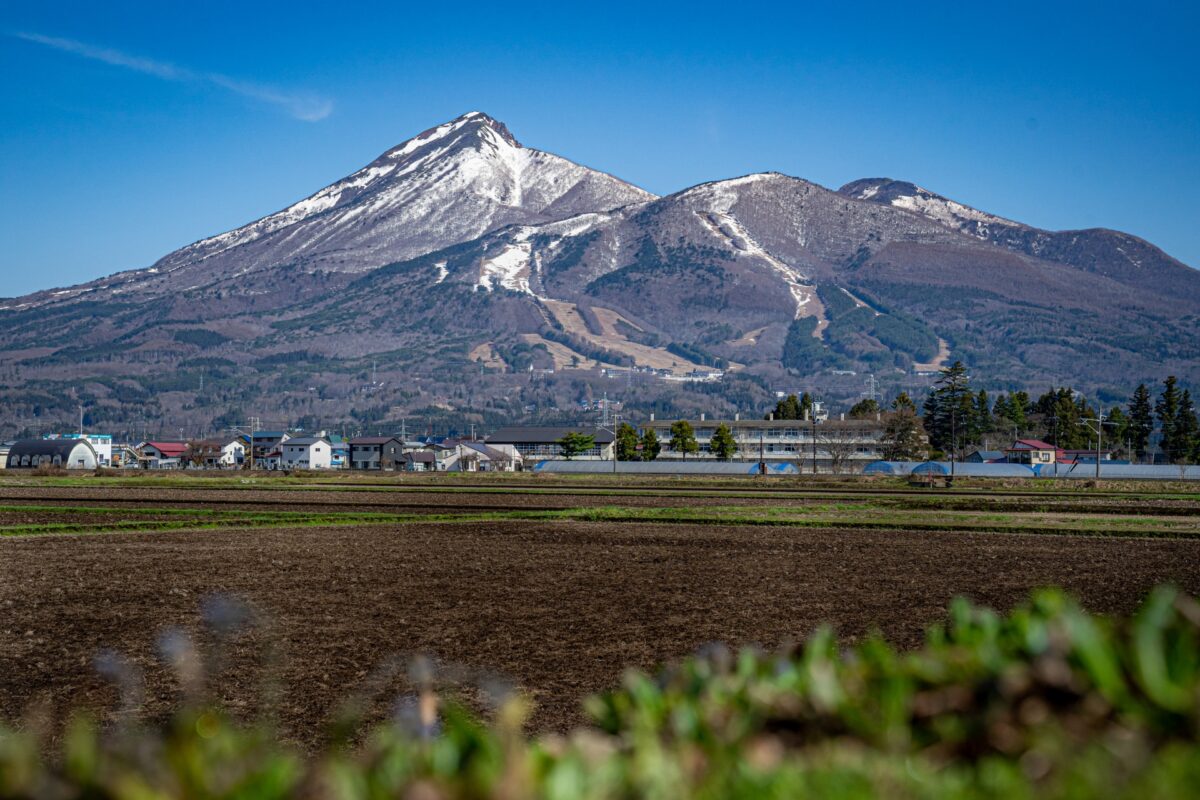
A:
[533,460,801,475]
[864,461,1200,480]
[486,426,616,460]
[639,417,885,472]
[6,438,98,470]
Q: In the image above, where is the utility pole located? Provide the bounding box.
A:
[950,409,957,480]
[759,428,765,476]
[1083,414,1116,480]
[810,408,818,475]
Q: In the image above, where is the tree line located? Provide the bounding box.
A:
[553,365,1199,466]
[920,362,1199,463]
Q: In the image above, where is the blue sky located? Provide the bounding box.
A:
[2,1,1197,297]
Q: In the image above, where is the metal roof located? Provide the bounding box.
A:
[1007,439,1057,450]
[532,460,800,475]
[641,418,883,430]
[488,426,615,444]
[1036,463,1200,480]
[864,460,1037,478]
[282,437,329,446]
[7,438,97,461]
[143,441,189,457]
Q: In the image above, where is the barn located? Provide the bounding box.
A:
[5,438,98,470]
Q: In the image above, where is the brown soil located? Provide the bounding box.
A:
[0,486,843,513]
[3,520,1199,750]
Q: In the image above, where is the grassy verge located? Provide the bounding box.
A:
[1,502,1197,540]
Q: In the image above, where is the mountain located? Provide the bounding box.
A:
[1,114,1197,437]
[839,178,1200,303]
[12,111,653,306]
[337,170,1197,389]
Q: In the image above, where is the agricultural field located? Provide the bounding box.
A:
[1,471,1199,753]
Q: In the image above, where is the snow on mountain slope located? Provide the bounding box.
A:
[146,112,655,283]
[839,178,1021,239]
[839,177,1200,301]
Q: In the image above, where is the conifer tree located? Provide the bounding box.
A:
[639,429,661,461]
[1157,376,1183,461]
[669,420,699,460]
[709,423,738,460]
[1176,389,1199,464]
[922,361,975,455]
[1128,384,1154,461]
[881,409,927,461]
[614,423,641,461]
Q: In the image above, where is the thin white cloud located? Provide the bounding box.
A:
[12,31,332,121]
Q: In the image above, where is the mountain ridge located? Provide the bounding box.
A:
[0,112,1196,436]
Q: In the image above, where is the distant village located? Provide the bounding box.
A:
[4,412,1190,480]
[4,366,1198,480]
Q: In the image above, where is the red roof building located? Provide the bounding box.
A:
[1004,439,1069,465]
[139,441,189,460]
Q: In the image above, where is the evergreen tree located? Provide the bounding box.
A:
[881,410,927,461]
[1008,391,1031,431]
[1034,388,1095,450]
[1105,407,1130,458]
[921,361,975,455]
[992,393,1011,425]
[973,390,992,442]
[669,420,699,460]
[767,392,813,421]
[892,392,916,413]
[848,398,880,419]
[640,429,661,461]
[798,391,814,419]
[1156,376,1183,462]
[614,423,641,461]
[709,423,738,460]
[1128,384,1154,462]
[555,431,595,460]
[1176,389,1199,464]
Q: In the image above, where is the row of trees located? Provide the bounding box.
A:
[556,421,741,462]
[920,362,1200,462]
[556,367,1199,466]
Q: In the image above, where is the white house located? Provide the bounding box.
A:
[280,436,332,470]
[186,438,246,468]
[219,438,246,467]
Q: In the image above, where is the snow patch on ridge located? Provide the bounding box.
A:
[886,188,1021,241]
[694,210,817,322]
[477,242,534,294]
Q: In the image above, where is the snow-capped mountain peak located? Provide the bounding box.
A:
[384,111,520,161]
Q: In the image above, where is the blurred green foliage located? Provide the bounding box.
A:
[3,587,1200,798]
